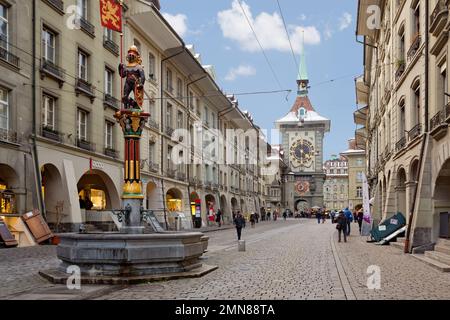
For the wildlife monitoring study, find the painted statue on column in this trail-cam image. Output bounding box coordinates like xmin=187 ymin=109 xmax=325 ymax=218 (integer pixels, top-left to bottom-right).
xmin=119 ymin=45 xmax=145 ymax=110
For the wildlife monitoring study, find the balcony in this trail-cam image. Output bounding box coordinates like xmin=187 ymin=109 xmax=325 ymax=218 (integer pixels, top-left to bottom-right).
xmin=212 ymin=183 xmax=219 ymax=191
xmin=395 ymin=61 xmax=406 ymax=81
xmin=76 ymin=138 xmax=95 ymax=152
xmin=407 ymin=34 xmax=421 ymax=61
xmin=189 ymin=177 xmax=197 ymax=186
xmin=104 ymin=148 xmax=117 ymax=158
xmin=75 ymin=78 xmax=95 ymax=102
xmin=103 ymin=94 xmax=120 ymax=110
xmin=430 ymin=0 xmax=448 ymax=36
xmin=40 ymin=59 xmax=65 ymax=87
xmin=148 ymin=118 xmax=160 ymax=131
xmin=0 ymin=129 xmax=19 ymax=145
xmin=204 ymin=181 xmax=212 ymax=190
xmin=430 ymin=109 xmax=448 ymax=140
xmin=148 ymin=162 xmax=159 ymax=173
xmin=408 ymin=123 xmax=422 ymax=142
xmin=103 ymin=36 xmax=119 ymax=56
xmin=383 ymin=145 xmax=391 ymax=161
xmin=166 ymin=168 xmax=176 ymax=178
xmin=446 ymin=102 xmax=450 ymax=123
xmin=176 ymin=172 xmax=186 ymax=181
xmin=165 ymin=126 xmax=174 ymax=137
xmin=42 ymin=0 xmax=65 ymax=15
xmin=41 ymin=126 xmax=61 ymax=142
xmin=0 ymin=44 xmax=20 ymax=69
xmin=395 ymin=136 xmax=407 ymax=153
xmin=79 ymin=16 xmax=95 ymax=38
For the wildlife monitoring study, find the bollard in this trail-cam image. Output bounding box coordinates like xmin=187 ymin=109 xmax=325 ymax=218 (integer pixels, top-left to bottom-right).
xmin=238 ymin=240 xmax=246 ymax=252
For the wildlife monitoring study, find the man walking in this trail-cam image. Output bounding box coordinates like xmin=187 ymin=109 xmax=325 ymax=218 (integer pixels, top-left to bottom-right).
xmin=316 ymin=209 xmax=322 ymax=224
xmin=343 ymin=207 xmax=353 ymax=236
xmin=336 ymin=211 xmax=348 ymax=242
xmin=216 ymin=209 xmax=222 ymax=227
xmin=234 ymin=212 xmax=246 ymax=240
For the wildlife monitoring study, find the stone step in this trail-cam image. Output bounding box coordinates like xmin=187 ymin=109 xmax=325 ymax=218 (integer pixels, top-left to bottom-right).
xmin=390 ymin=241 xmax=405 ymax=251
xmin=435 ymin=244 xmax=450 ymax=255
xmin=425 ymin=251 xmax=450 ymax=265
xmin=411 ymin=254 xmax=450 ymax=272
xmin=436 ymin=238 xmax=450 ymax=247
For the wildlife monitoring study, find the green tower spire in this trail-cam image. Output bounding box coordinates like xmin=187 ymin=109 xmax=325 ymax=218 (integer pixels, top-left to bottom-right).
xmin=296 ymin=33 xmax=309 ymax=96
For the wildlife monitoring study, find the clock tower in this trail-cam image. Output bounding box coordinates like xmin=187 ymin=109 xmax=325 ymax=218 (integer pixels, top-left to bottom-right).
xmin=275 ymin=46 xmax=330 ymax=212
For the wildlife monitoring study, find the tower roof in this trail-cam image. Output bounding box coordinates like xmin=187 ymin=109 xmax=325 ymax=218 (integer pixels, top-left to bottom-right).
xmin=297 ymin=44 xmax=308 ymax=82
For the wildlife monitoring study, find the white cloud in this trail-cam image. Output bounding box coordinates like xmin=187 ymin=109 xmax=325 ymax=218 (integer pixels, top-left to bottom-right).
xmin=324 ymin=24 xmax=333 ymax=40
xmin=225 ymin=64 xmax=256 ymax=81
xmin=299 ymin=14 xmax=307 ymax=21
xmin=217 ymin=0 xmax=320 ymax=53
xmin=162 ymin=12 xmax=188 ymax=37
xmin=339 ymin=12 xmax=352 ymax=31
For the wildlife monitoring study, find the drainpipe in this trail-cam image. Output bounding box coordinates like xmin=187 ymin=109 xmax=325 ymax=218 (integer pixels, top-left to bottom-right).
xmin=31 ymin=0 xmax=46 ymax=219
xmin=404 ymin=0 xmax=429 ymax=253
xmin=160 ymin=49 xmax=184 ymax=229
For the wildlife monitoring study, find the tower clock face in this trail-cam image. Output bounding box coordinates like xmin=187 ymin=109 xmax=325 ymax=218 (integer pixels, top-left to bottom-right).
xmin=290 ymin=139 xmax=315 ymax=168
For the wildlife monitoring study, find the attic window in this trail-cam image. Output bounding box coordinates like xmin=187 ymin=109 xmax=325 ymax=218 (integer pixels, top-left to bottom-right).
xmin=298 ymin=107 xmax=306 ymax=118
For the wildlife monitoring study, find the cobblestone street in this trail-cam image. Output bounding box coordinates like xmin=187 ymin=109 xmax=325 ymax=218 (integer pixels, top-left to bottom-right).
xmin=1 ymin=219 xmax=450 ymax=300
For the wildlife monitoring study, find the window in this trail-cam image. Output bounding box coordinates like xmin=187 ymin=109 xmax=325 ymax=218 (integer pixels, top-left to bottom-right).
xmin=439 ymin=62 xmax=448 ymax=106
xmin=167 ymin=146 xmax=173 ymax=169
xmin=42 ymin=28 xmax=56 ymax=63
xmin=42 ymin=95 xmax=56 ymax=130
xmin=0 ymin=87 xmax=8 ymax=131
xmin=177 ymin=78 xmax=183 ymax=99
xmin=177 ymin=110 xmax=183 ymax=128
xmin=105 ymin=121 xmax=113 ymax=149
xmin=0 ymin=4 xmax=7 ymax=50
xmin=78 ymin=50 xmax=88 ymax=81
xmin=356 ymin=172 xmax=363 ymax=183
xmin=399 ymin=99 xmax=406 ymax=138
xmin=189 ymin=91 xmax=194 ymax=109
xmin=398 ymin=26 xmax=405 ymax=62
xmin=77 ymin=0 xmax=88 ymax=19
xmin=166 ymin=68 xmax=173 ymax=92
xmin=204 ymin=106 xmax=208 ymax=125
xmin=166 ymin=103 xmax=172 ymax=127
xmin=104 ymin=28 xmax=113 ymax=41
xmin=77 ymin=109 xmax=88 ymax=141
xmin=105 ymin=68 xmax=113 ymax=96
xmin=413 ymin=83 xmax=420 ymax=126
xmin=133 ymin=39 xmax=141 ymax=52
xmin=356 ymin=186 xmax=363 ymax=198
xmin=356 ymin=158 xmax=363 ymax=166
xmin=412 ymin=1 xmax=420 ymax=37
xmin=211 ymin=112 xmax=216 ymax=128
xmin=149 ymin=142 xmax=155 ymax=163
xmin=148 ymin=53 xmax=155 ymax=79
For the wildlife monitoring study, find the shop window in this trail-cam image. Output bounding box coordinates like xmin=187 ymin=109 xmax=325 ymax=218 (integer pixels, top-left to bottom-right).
xmin=78 ymin=188 xmax=106 ymax=210
xmin=0 ymin=182 xmax=15 ymax=214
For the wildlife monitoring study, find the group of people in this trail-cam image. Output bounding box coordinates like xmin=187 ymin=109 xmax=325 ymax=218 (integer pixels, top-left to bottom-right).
xmin=333 ymin=207 xmax=364 ymax=242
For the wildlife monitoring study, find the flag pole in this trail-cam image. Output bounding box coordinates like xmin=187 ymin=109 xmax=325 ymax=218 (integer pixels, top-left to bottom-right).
xmin=119 ymin=0 xmax=124 ymax=109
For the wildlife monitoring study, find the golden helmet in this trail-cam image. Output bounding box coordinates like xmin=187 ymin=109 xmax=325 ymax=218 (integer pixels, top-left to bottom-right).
xmin=128 ymin=45 xmax=140 ymax=56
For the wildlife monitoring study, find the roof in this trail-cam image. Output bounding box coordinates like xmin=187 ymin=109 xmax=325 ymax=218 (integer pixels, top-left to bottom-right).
xmin=340 ymin=149 xmax=365 ymax=155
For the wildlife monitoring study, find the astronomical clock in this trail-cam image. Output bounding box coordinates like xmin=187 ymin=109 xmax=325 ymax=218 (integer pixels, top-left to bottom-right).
xmin=289 ymin=138 xmax=315 ymax=170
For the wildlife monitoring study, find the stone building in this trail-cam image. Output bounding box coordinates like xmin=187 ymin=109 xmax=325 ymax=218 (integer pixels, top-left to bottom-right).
xmin=355 ymin=0 xmax=450 ymax=255
xmin=275 ymin=47 xmax=331 ymax=212
xmin=323 ymin=155 xmax=349 ymax=211
xmin=340 ymin=139 xmax=365 ymax=211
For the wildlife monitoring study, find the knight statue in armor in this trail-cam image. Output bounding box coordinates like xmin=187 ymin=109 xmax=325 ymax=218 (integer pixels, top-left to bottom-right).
xmin=119 ymin=45 xmax=145 ymax=109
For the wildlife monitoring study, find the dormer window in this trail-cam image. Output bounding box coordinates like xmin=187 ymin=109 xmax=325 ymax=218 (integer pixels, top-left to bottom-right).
xmin=298 ymin=107 xmax=306 ymax=118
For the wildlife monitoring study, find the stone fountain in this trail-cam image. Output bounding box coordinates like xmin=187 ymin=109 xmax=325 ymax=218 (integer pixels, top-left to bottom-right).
xmin=40 ymin=46 xmax=215 ymax=285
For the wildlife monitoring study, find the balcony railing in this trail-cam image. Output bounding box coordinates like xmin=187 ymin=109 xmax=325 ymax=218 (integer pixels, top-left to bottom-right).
xmin=430 ymin=0 xmax=448 ymax=35
xmin=76 ymin=138 xmax=95 ymax=152
xmin=408 ymin=123 xmax=422 ymax=141
xmin=103 ymin=94 xmax=120 ymax=110
xmin=40 ymin=58 xmax=65 ymax=87
xmin=395 ymin=61 xmax=406 ymax=81
xmin=430 ymin=110 xmax=446 ymax=131
xmin=41 ymin=126 xmax=62 ymax=142
xmin=446 ymin=102 xmax=450 ymax=122
xmin=103 ymin=36 xmax=119 ymax=56
xmin=176 ymin=172 xmax=186 ymax=181
xmin=212 ymin=183 xmax=219 ymax=191
xmin=104 ymin=148 xmax=117 ymax=158
xmin=148 ymin=162 xmax=159 ymax=173
xmin=79 ymin=16 xmax=95 ymax=38
xmin=395 ymin=136 xmax=407 ymax=153
xmin=75 ymin=78 xmax=95 ymax=102
xmin=165 ymin=126 xmax=174 ymax=137
xmin=204 ymin=181 xmax=212 ymax=189
xmin=167 ymin=168 xmax=176 ymax=178
xmin=407 ymin=34 xmax=421 ymax=61
xmin=0 ymin=128 xmax=19 ymax=144
xmin=0 ymin=45 xmax=20 ymax=69
xmin=148 ymin=118 xmax=160 ymax=131
xmin=43 ymin=0 xmax=65 ymax=14
xmin=430 ymin=109 xmax=448 ymax=140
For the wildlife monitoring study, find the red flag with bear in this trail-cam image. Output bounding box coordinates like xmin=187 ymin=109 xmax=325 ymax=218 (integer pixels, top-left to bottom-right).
xmin=100 ymin=0 xmax=122 ymax=32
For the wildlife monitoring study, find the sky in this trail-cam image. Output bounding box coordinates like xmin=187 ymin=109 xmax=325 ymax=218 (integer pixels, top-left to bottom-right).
xmin=161 ymin=0 xmax=362 ymax=160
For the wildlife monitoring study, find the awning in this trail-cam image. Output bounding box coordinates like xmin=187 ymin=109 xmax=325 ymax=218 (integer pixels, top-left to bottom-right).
xmin=353 ymin=105 xmax=368 ymax=126
xmin=356 ymin=0 xmax=382 ymax=37
xmin=355 ymin=75 xmax=369 ymax=105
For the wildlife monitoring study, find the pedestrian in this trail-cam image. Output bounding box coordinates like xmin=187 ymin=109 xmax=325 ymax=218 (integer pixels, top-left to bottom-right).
xmin=336 ymin=211 xmax=348 ymax=243
xmin=282 ymin=209 xmax=287 ymax=220
xmin=357 ymin=208 xmax=364 ymax=234
xmin=234 ymin=212 xmax=246 ymax=240
xmin=267 ymin=210 xmax=271 ymax=221
xmin=216 ymin=209 xmax=222 ymax=227
xmin=343 ymin=207 xmax=353 ymax=236
xmin=316 ymin=210 xmax=322 ymax=224
xmin=232 ymin=211 xmax=236 ymax=225
xmin=250 ymin=213 xmax=256 ymax=228
xmin=255 ymin=212 xmax=259 ymax=223
xmin=322 ymin=211 xmax=326 ymax=224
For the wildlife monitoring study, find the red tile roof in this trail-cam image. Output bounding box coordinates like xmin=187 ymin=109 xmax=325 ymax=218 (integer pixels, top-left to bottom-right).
xmin=289 ymin=95 xmax=315 ymax=114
